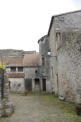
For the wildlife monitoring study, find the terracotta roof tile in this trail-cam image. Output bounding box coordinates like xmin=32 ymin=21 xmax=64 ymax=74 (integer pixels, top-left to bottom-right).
xmin=23 ymin=53 xmax=40 ymax=66
xmin=0 ymin=56 xmax=23 ymax=66
xmin=0 ymin=53 xmax=40 ymax=67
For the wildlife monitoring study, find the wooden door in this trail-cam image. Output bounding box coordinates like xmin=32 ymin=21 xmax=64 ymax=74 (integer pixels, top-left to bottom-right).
xmin=42 ymin=79 xmax=46 ymax=91
xmin=25 ymin=79 xmax=32 ymax=91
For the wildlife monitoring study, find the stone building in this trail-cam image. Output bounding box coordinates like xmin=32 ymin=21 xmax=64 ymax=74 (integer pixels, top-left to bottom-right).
xmin=38 ymin=36 xmax=51 ymax=92
xmin=23 ymin=53 xmax=41 ymax=92
xmin=0 ymin=50 xmax=42 ymax=93
xmin=39 ymin=10 xmax=81 ymax=102
xmin=6 ymin=57 xmax=25 ymax=93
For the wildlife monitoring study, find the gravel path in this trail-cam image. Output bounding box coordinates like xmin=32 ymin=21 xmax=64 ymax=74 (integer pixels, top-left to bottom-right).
xmin=0 ymin=94 xmax=80 ymax=122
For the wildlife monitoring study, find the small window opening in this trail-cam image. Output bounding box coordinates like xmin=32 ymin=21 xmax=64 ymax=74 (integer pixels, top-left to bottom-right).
xmin=18 ymin=67 xmax=23 ymax=72
xmin=11 ymin=67 xmax=16 ymax=72
xmin=56 ymin=32 xmax=61 ymax=50
xmin=42 ymin=57 xmax=45 ymax=66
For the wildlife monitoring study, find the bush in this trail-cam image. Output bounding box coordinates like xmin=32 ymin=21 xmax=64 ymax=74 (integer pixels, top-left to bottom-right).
xmin=76 ymin=103 xmax=81 ymax=115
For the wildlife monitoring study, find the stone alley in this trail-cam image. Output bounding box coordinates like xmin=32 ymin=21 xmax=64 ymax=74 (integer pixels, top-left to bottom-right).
xmin=0 ymin=93 xmax=81 ymax=122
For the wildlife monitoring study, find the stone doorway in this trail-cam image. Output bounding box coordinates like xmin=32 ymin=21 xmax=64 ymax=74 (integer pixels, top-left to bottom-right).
xmin=25 ymin=79 xmax=32 ymax=91
xmin=35 ymin=78 xmax=40 ymax=91
xmin=42 ymin=78 xmax=46 ymax=91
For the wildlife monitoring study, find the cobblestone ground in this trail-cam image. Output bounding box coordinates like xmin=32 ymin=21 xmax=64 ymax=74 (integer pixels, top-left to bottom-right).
xmin=0 ymin=93 xmax=81 ymax=122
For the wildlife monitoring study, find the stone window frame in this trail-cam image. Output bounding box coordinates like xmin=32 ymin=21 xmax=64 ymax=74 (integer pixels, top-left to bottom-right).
xmin=56 ymin=32 xmax=62 ymax=50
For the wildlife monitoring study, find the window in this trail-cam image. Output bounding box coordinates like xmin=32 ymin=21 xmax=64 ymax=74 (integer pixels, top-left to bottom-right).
xmin=56 ymin=32 xmax=61 ymax=50
xmin=42 ymin=57 xmax=45 ymax=66
xmin=11 ymin=67 xmax=16 ymax=72
xmin=18 ymin=67 xmax=23 ymax=72
xmin=51 ymin=66 xmax=53 ymax=78
xmin=35 ymin=70 xmax=38 ymax=74
xmin=35 ymin=78 xmax=40 ymax=88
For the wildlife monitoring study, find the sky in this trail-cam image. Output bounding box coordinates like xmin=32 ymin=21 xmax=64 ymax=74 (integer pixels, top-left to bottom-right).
xmin=0 ymin=0 xmax=80 ymax=52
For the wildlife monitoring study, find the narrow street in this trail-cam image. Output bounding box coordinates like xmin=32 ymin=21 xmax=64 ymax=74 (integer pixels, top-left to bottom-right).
xmin=0 ymin=93 xmax=81 ymax=122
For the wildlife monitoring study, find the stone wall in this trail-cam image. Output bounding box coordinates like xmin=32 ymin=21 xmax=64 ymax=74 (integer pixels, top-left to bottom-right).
xmin=48 ymin=11 xmax=81 ymax=102
xmin=39 ymin=36 xmax=50 ymax=76
xmin=48 ymin=21 xmax=57 ymax=94
xmin=0 ymin=49 xmax=36 ymax=57
xmin=38 ymin=36 xmax=52 ymax=92
xmin=57 ymin=32 xmax=81 ymax=102
xmin=9 ymin=78 xmax=25 ymax=93
xmin=24 ymin=66 xmax=42 ymax=91
xmin=0 ymin=72 xmax=14 ymax=117
xmin=24 ymin=67 xmax=39 ymax=79
xmin=6 ymin=66 xmax=41 ymax=93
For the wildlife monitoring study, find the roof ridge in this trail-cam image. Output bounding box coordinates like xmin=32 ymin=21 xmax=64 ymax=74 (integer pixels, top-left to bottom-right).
xmin=52 ymin=9 xmax=81 ymax=17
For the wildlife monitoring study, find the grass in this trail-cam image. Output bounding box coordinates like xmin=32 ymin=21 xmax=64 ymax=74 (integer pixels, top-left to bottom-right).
xmin=1 ymin=92 xmax=81 ymax=122
xmin=40 ymin=94 xmax=81 ymax=122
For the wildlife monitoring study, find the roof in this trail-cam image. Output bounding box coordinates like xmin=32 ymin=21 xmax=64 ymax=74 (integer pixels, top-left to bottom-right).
xmin=0 ymin=49 xmax=37 ymax=57
xmin=52 ymin=9 xmax=81 ymax=18
xmin=38 ymin=35 xmax=47 ymax=43
xmin=0 ymin=53 xmax=40 ymax=67
xmin=23 ymin=53 xmax=40 ymax=66
xmin=48 ymin=16 xmax=54 ymax=36
xmin=8 ymin=73 xmax=24 ymax=78
xmin=48 ymin=9 xmax=81 ymax=36
xmin=0 ymin=56 xmax=23 ymax=66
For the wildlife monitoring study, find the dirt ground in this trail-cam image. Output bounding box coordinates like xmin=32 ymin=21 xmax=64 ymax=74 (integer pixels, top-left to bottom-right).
xmin=0 ymin=93 xmax=81 ymax=122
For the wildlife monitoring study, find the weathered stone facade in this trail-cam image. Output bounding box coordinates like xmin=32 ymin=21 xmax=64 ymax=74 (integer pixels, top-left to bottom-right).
xmin=0 ymin=50 xmax=41 ymax=93
xmin=6 ymin=66 xmax=41 ymax=93
xmin=48 ymin=11 xmax=81 ymax=102
xmin=38 ymin=36 xmax=52 ymax=92
xmin=6 ymin=66 xmax=25 ymax=93
xmin=0 ymin=49 xmax=36 ymax=57
xmin=9 ymin=78 xmax=25 ymax=93
xmin=0 ymin=71 xmax=14 ymax=117
xmin=24 ymin=66 xmax=41 ymax=92
xmin=39 ymin=10 xmax=81 ymax=103
xmin=57 ymin=32 xmax=81 ymax=102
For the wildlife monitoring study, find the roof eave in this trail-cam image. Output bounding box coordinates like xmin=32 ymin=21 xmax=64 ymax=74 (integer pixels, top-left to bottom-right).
xmin=47 ymin=16 xmax=54 ymax=36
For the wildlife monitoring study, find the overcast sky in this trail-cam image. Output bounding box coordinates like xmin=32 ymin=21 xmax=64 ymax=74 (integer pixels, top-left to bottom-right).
xmin=0 ymin=0 xmax=80 ymax=52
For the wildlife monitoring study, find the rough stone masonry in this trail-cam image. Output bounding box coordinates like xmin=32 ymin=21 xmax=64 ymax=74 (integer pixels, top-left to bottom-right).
xmin=48 ymin=10 xmax=81 ymax=102
xmin=0 ymin=69 xmax=14 ymax=117
xmin=38 ymin=10 xmax=81 ymax=103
